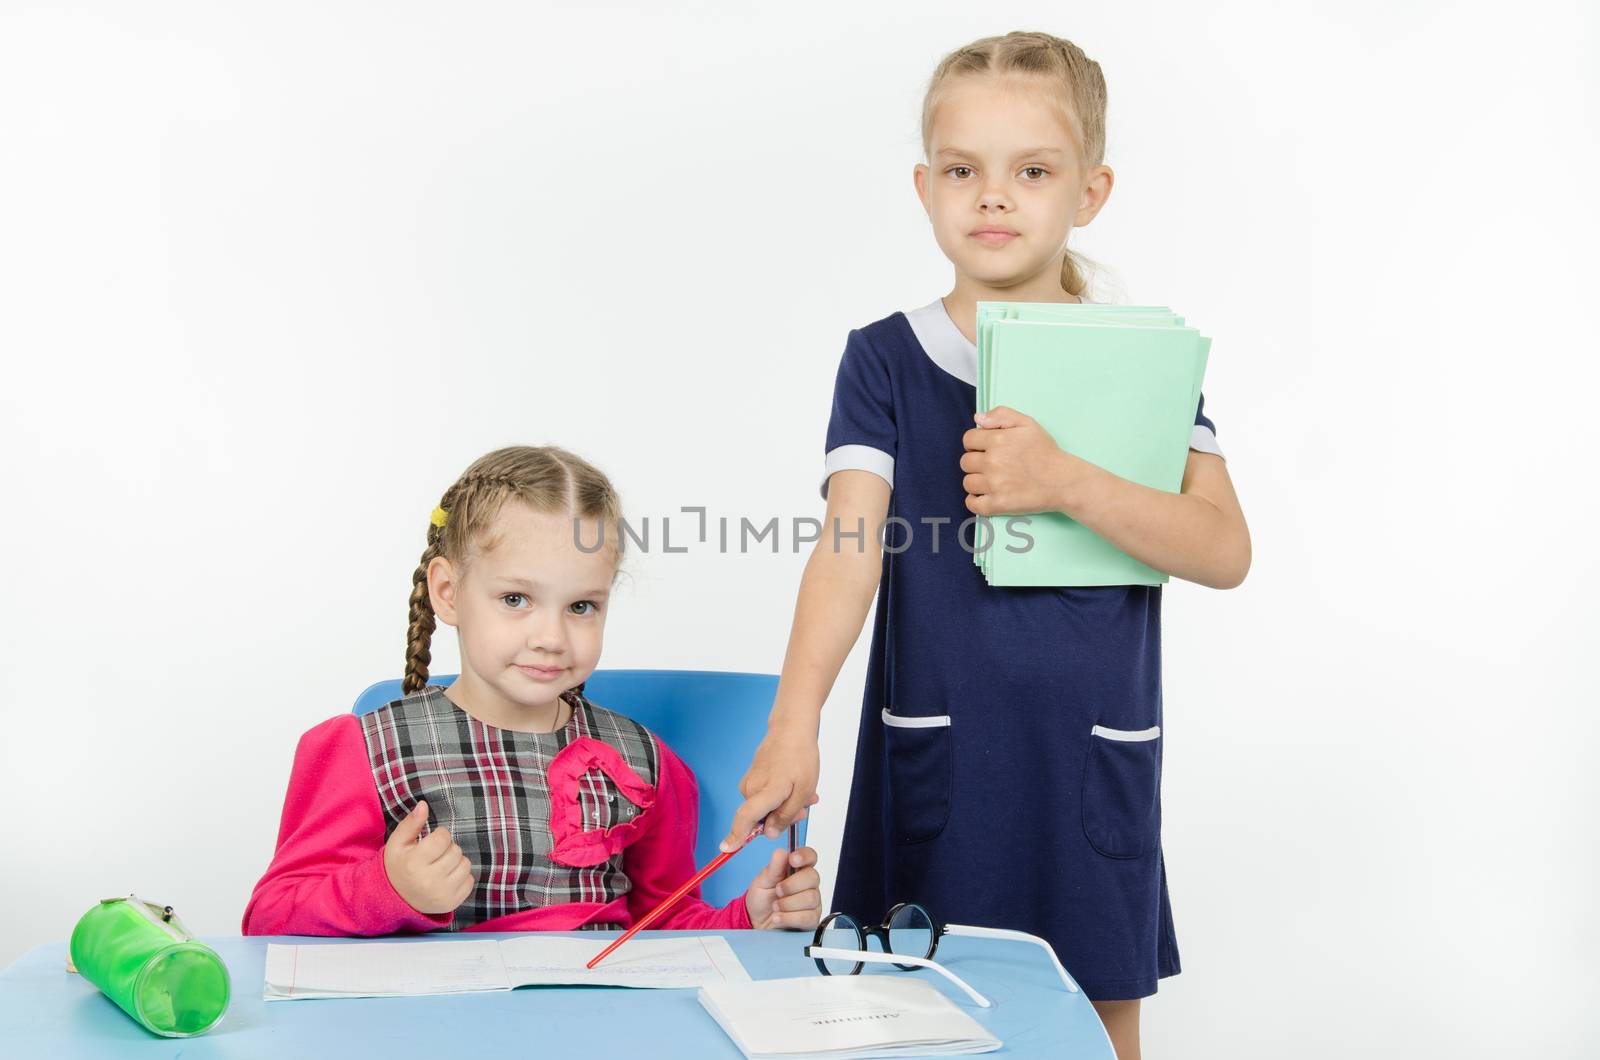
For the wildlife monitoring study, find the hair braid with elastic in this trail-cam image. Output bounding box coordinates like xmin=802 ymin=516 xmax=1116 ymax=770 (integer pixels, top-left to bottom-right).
xmin=402 ymin=492 xmax=455 ymax=694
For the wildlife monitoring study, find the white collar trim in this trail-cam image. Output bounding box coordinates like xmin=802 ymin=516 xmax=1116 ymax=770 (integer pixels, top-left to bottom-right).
xmin=905 ymin=299 xmax=979 ymax=386
xmin=905 ymin=297 xmax=1096 ymax=386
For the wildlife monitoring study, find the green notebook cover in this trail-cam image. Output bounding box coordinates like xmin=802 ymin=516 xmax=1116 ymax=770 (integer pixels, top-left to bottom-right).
xmin=974 ymin=303 xmax=1185 ymax=572
xmin=973 ymin=315 xmax=1209 ymax=587
xmin=975 ymin=302 xmax=1183 ymax=415
xmin=972 ymin=302 xmax=1199 ymax=580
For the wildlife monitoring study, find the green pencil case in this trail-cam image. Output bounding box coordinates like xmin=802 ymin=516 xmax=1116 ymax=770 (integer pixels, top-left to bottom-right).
xmin=68 ymin=894 xmax=231 ymax=1037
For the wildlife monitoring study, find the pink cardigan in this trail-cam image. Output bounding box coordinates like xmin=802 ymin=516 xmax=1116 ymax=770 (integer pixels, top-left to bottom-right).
xmin=242 ymin=713 xmax=752 ymax=936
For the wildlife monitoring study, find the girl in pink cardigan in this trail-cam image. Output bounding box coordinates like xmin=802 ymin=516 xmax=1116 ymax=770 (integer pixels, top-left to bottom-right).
xmin=243 ymin=445 xmax=822 ymax=937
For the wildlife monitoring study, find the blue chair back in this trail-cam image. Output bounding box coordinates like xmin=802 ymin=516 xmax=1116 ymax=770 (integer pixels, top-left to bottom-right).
xmin=352 ymin=669 xmax=804 ymax=908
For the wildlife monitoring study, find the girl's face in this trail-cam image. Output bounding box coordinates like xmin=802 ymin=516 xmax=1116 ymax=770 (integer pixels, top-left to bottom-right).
xmin=428 ymin=501 xmax=616 ymax=720
xmin=914 ymin=75 xmax=1111 ymax=290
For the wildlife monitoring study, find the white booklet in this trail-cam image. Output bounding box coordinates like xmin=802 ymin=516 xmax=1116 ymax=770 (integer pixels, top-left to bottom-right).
xmin=263 ymin=935 xmax=751 ymax=1000
xmin=698 ymin=976 xmax=1002 ymax=1059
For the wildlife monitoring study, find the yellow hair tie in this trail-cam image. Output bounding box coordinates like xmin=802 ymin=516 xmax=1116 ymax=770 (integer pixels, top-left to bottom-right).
xmin=430 ymin=506 xmax=450 ymax=528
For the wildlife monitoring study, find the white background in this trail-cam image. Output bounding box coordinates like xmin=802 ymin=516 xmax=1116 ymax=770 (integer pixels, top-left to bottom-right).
xmin=2 ymin=2 xmax=1596 ymax=1055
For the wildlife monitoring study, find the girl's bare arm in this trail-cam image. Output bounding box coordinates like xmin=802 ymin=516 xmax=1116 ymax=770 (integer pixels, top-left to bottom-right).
xmin=1057 ymin=448 xmax=1250 ymax=589
xmin=720 ymin=469 xmax=891 ymax=850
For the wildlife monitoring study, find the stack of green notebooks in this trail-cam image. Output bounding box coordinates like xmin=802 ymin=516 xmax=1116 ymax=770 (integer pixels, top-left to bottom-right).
xmin=973 ymin=301 xmax=1210 ymax=587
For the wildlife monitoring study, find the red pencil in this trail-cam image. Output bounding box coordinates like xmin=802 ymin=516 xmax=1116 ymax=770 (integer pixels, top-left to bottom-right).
xmin=586 ymin=823 xmax=763 ymax=969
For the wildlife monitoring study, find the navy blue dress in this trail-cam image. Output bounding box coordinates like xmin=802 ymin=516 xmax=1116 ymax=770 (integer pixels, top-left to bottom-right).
xmin=823 ymin=299 xmax=1222 ymax=1001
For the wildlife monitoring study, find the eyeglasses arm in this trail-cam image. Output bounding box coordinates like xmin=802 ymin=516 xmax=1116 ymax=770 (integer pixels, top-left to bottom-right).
xmin=942 ymin=925 xmax=1081 ymax=994
xmin=804 ymin=946 xmax=993 ymax=1008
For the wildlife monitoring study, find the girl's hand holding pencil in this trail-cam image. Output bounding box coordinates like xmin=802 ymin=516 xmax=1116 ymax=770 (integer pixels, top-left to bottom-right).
xmin=743 ymin=843 xmax=822 ymax=931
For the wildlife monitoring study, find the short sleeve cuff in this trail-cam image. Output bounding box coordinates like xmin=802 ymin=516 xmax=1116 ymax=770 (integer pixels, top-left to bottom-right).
xmin=820 ymin=444 xmax=895 ymax=499
xmin=1189 ymin=424 xmax=1224 ymax=460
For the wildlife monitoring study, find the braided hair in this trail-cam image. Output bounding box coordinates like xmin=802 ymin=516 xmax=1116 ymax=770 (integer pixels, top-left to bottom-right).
xmin=403 ymin=446 xmax=623 ymax=694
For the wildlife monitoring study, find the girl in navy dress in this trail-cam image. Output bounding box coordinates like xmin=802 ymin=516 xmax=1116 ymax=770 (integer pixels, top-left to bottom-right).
xmin=720 ymin=31 xmax=1252 ymax=1058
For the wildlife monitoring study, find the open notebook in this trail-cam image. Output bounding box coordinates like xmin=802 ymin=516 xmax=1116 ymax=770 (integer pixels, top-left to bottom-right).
xmin=263 ymin=935 xmax=750 ymax=1000
xmin=699 ymin=976 xmax=1001 ymax=1059
xmin=973 ymin=301 xmax=1210 ymax=587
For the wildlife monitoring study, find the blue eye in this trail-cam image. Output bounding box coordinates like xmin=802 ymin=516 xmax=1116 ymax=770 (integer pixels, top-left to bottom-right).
xmin=569 ymin=600 xmax=598 ymax=616
xmin=502 ymin=593 xmax=529 ymax=609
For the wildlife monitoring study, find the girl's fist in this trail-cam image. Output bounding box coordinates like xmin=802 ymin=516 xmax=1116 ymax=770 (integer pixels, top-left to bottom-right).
xmin=383 ymin=800 xmax=475 ymax=915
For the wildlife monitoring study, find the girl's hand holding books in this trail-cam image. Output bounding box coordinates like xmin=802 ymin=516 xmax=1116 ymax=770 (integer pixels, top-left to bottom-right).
xmin=962 ymin=405 xmax=1088 ymax=517
xmin=383 ymin=800 xmax=476 ymax=915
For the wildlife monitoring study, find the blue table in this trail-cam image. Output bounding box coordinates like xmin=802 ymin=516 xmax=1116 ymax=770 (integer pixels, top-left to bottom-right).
xmin=0 ymin=931 xmax=1114 ymax=1058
